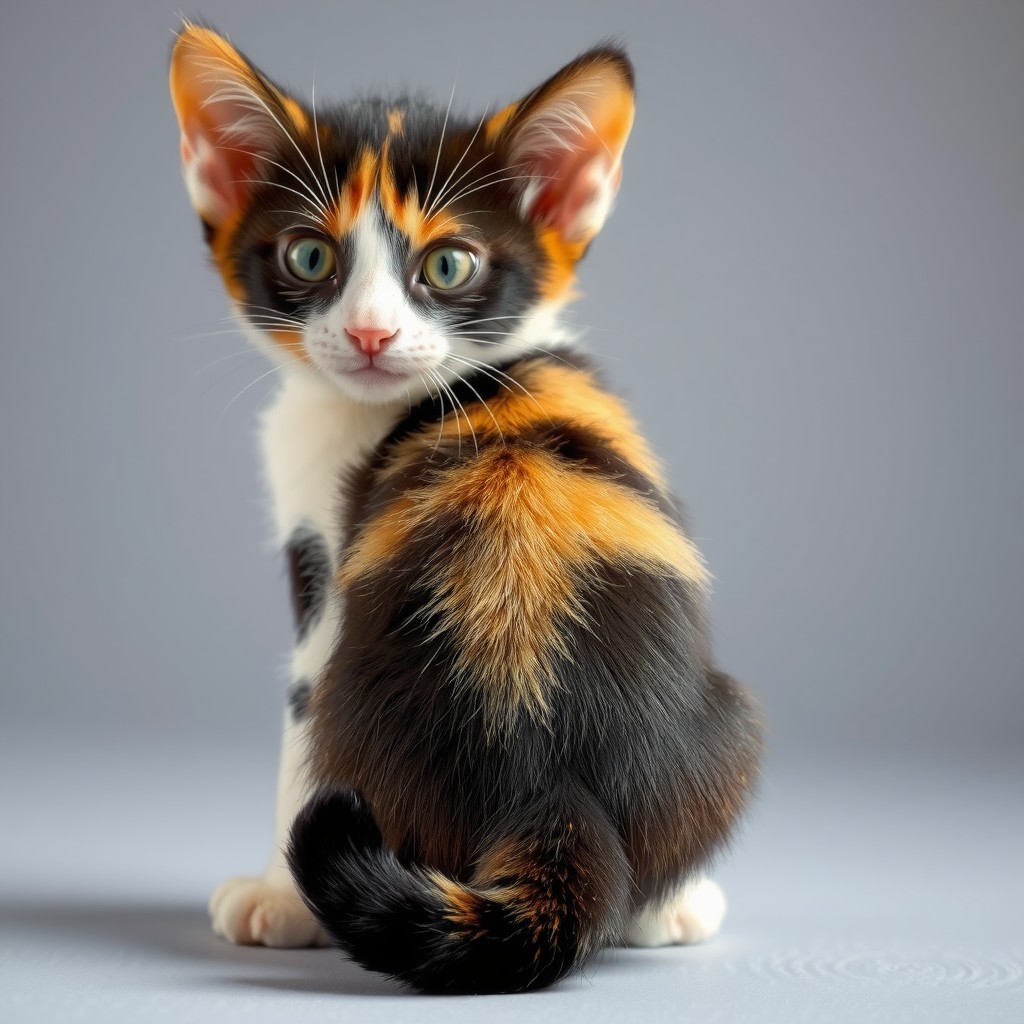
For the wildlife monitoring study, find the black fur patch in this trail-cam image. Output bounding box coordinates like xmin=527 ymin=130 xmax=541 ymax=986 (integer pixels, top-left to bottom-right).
xmin=377 ymin=354 xmax=523 ymax=452
xmin=287 ymin=679 xmax=312 ymax=722
xmin=527 ymin=418 xmax=687 ymax=524
xmin=286 ymin=526 xmax=330 ymax=643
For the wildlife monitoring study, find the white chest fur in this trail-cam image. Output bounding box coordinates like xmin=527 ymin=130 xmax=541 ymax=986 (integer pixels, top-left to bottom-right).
xmin=259 ymin=370 xmax=402 ymax=549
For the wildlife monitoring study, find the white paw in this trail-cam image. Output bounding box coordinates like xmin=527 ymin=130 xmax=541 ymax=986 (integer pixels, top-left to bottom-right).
xmin=208 ymin=875 xmax=330 ymax=948
xmin=626 ymin=878 xmax=727 ymax=947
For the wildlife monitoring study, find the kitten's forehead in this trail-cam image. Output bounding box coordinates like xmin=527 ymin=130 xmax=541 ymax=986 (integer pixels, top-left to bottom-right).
xmin=301 ymin=100 xmax=501 ymax=245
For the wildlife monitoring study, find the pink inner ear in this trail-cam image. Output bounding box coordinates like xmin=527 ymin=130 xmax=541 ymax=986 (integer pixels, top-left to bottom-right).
xmin=181 ymin=119 xmax=255 ymax=221
xmin=526 ymin=149 xmax=617 ymax=239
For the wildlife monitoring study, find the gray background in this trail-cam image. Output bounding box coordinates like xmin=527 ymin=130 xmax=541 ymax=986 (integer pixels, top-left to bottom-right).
xmin=1 ymin=1 xmax=1021 ymax=1021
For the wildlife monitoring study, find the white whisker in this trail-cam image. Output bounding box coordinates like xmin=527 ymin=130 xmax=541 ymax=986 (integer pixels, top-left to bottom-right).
xmin=239 ymin=313 xmax=306 ymax=326
xmin=310 ymin=67 xmax=336 ymax=219
xmin=218 ymin=144 xmax=330 ymax=219
xmin=448 ymin=354 xmax=549 ymax=419
xmin=443 ymin=172 xmax=554 ymax=209
xmin=233 ymin=177 xmax=331 ymax=228
xmin=425 ymin=74 xmax=458 ymax=218
xmin=425 ymin=368 xmax=449 ymax=460
xmin=237 ymin=304 xmax=306 ymax=324
xmin=427 ymin=368 xmax=467 ymax=458
xmin=191 ymin=348 xmax=265 ymax=377
xmin=182 ymin=326 xmax=300 ymax=343
xmin=440 ymin=369 xmax=481 ymax=457
xmin=441 ymin=361 xmax=498 ymax=448
xmin=424 ymin=106 xmax=489 ymax=219
xmin=215 ymin=361 xmax=289 ymax=427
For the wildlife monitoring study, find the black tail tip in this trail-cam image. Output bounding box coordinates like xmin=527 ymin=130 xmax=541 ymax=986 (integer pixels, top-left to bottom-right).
xmin=287 ymin=785 xmax=383 ymax=881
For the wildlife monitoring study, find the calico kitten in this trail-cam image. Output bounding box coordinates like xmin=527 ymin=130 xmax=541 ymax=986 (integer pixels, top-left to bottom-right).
xmin=170 ymin=23 xmax=761 ymax=994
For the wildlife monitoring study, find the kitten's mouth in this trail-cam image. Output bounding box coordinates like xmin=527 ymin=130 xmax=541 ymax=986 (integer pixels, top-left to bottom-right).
xmin=351 ymin=364 xmax=406 ymax=380
xmin=346 ymin=363 xmax=413 ymax=387
xmin=312 ymin=353 xmax=430 ymax=401
xmin=320 ymin=357 xmax=421 ymax=397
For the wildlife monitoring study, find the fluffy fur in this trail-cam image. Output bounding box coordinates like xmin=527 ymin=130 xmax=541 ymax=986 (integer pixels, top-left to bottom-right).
xmin=171 ymin=22 xmax=762 ymax=994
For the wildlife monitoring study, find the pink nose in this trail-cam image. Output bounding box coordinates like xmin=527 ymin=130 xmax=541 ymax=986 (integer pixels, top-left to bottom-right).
xmin=346 ymin=326 xmax=398 ymax=356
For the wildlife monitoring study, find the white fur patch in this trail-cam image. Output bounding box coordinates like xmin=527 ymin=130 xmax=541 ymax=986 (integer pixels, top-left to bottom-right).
xmin=209 ymin=872 xmax=328 ymax=947
xmin=258 ymin=368 xmax=400 ymax=547
xmin=626 ymin=878 xmax=728 ymax=947
xmin=343 ymin=208 xmax=407 ymax=331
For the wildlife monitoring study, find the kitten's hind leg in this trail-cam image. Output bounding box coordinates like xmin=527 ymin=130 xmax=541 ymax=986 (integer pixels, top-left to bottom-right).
xmin=208 ymin=684 xmax=329 ymax=948
xmin=625 ymin=878 xmax=727 ymax=947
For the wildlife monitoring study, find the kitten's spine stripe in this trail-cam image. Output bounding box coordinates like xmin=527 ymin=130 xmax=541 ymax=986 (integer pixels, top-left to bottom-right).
xmin=286 ymin=525 xmax=331 ymax=644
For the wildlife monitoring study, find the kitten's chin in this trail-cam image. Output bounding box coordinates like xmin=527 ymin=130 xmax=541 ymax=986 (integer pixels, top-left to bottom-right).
xmin=321 ymin=364 xmax=426 ymax=405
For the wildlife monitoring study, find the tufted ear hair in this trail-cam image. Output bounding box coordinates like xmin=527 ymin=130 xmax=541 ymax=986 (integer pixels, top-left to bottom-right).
xmin=169 ymin=22 xmax=308 ymax=228
xmin=487 ymin=47 xmax=635 ymax=246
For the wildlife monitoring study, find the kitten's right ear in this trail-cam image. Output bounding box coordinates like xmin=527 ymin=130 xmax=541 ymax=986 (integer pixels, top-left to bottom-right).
xmin=169 ymin=23 xmax=304 ymax=228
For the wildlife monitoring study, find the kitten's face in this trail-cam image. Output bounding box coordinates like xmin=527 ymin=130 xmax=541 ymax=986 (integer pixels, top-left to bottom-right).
xmin=170 ymin=26 xmax=633 ymax=404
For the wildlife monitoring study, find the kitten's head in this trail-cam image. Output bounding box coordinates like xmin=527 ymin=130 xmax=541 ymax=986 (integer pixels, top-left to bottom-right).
xmin=170 ymin=23 xmax=633 ymax=405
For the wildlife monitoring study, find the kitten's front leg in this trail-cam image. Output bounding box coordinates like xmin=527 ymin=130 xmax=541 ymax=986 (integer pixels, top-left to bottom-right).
xmin=208 ymin=699 xmax=328 ymax=947
xmin=208 ymin=526 xmax=336 ymax=948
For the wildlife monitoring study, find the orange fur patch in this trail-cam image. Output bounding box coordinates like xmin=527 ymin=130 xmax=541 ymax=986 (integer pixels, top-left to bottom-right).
xmin=338 ymin=494 xmax=417 ymax=587
xmin=378 ymin=152 xmax=468 ymax=251
xmin=343 ymin=437 xmax=706 ymax=723
xmin=207 ymin=214 xmax=246 ymax=302
xmin=428 ymin=871 xmax=483 ymax=930
xmin=472 ymin=838 xmax=574 ymax=940
xmin=325 ymin=148 xmax=377 ymax=237
xmin=484 ymin=102 xmax=520 ymax=143
xmin=267 ymin=329 xmax=309 ymax=363
xmin=380 ymin=360 xmax=667 ymax=490
xmin=538 ymin=229 xmax=585 ymax=302
xmin=386 ymin=108 xmax=405 ymax=135
xmin=280 ymin=96 xmax=309 ymax=134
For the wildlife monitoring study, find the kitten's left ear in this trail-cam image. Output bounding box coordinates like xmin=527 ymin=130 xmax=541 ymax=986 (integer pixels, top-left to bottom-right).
xmin=489 ymin=47 xmax=635 ymax=246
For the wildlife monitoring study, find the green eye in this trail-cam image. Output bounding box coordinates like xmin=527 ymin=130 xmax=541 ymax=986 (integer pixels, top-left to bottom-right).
xmin=285 ymin=238 xmax=336 ymax=282
xmin=422 ymin=246 xmax=478 ymax=290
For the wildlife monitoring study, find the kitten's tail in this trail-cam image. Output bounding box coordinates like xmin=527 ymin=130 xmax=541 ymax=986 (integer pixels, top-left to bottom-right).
xmin=287 ymin=785 xmax=631 ymax=994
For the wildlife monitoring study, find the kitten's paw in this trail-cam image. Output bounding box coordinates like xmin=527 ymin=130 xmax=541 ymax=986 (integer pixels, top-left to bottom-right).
xmin=626 ymin=878 xmax=727 ymax=947
xmin=208 ymin=876 xmax=330 ymax=948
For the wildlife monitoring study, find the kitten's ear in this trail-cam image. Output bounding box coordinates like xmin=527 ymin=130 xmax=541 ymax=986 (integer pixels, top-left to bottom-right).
xmin=488 ymin=48 xmax=634 ymax=246
xmin=169 ymin=23 xmax=305 ymax=227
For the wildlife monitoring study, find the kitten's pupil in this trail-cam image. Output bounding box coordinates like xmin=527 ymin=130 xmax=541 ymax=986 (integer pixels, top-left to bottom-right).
xmin=307 ymin=249 xmax=320 ymax=271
